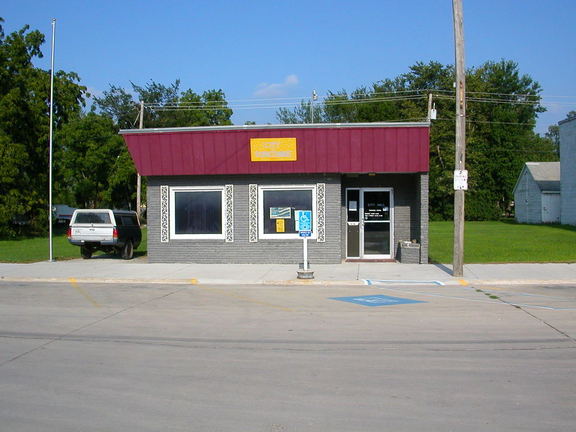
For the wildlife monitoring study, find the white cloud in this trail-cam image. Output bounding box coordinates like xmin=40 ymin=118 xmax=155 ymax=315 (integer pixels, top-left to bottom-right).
xmin=253 ymin=74 xmax=299 ymax=98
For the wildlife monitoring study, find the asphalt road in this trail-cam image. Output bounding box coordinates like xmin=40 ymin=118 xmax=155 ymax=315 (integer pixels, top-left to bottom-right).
xmin=1 ymin=281 xmax=575 ymax=432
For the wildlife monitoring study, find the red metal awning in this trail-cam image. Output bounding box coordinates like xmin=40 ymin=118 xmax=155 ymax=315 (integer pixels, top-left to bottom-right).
xmin=120 ymin=123 xmax=429 ymax=176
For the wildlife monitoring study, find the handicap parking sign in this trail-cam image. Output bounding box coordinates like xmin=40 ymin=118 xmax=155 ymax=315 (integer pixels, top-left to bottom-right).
xmin=295 ymin=210 xmax=312 ymax=232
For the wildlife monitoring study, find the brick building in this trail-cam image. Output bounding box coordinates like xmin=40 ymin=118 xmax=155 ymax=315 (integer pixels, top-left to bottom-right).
xmin=120 ymin=122 xmax=430 ymax=264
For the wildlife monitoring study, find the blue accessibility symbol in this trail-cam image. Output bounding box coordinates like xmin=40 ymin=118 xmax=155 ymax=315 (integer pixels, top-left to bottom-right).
xmin=330 ymin=294 xmax=425 ymax=307
xmin=295 ymin=210 xmax=312 ymax=232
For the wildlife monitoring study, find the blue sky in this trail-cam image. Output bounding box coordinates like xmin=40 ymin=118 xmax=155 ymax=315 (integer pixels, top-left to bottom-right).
xmin=3 ymin=0 xmax=575 ymax=133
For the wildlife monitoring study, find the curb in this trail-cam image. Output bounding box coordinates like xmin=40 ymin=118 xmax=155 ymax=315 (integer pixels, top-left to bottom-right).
xmin=1 ymin=277 xmax=576 ymax=287
xmin=460 ymin=279 xmax=576 ymax=287
xmin=0 ymin=277 xmax=365 ymax=286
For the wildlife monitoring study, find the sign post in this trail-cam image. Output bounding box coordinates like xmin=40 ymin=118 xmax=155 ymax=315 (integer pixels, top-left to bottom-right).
xmin=302 ymin=231 xmax=310 ymax=271
xmin=295 ymin=210 xmax=314 ymax=279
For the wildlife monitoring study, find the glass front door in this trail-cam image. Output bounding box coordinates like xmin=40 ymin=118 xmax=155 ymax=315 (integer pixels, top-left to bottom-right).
xmin=362 ymin=190 xmax=391 ymax=257
xmin=346 ymin=188 xmax=393 ymax=259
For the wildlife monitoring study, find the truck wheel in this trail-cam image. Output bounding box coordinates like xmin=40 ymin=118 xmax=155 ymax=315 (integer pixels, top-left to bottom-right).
xmin=121 ymin=240 xmax=134 ymax=260
xmin=80 ymin=246 xmax=92 ymax=259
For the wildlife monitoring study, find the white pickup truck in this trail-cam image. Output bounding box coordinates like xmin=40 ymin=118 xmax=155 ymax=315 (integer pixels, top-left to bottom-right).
xmin=67 ymin=209 xmax=142 ymax=260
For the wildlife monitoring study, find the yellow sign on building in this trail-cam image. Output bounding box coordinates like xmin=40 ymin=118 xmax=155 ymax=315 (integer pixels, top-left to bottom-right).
xmin=250 ymin=138 xmax=297 ymax=162
xmin=276 ymin=219 xmax=285 ymax=233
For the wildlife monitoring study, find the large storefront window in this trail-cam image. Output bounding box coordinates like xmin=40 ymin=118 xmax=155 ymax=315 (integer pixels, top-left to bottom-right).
xmin=170 ymin=187 xmax=224 ymax=239
xmin=259 ymin=186 xmax=316 ymax=239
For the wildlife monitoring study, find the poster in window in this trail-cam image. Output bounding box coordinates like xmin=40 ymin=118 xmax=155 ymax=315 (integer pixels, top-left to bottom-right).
xmin=270 ymin=207 xmax=292 ymax=219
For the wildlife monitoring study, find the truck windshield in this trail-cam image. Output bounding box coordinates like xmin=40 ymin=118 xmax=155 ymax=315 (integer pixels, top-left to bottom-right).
xmin=75 ymin=212 xmax=112 ymax=224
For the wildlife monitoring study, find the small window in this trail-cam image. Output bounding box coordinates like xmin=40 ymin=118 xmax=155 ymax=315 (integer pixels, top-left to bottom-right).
xmin=170 ymin=187 xmax=225 ymax=239
xmin=259 ymin=186 xmax=316 ymax=239
xmin=75 ymin=212 xmax=111 ymax=224
xmin=121 ymin=215 xmax=136 ymax=226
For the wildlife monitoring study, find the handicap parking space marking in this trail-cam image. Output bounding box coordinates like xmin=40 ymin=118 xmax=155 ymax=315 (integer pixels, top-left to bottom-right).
xmin=330 ymin=294 xmax=426 ymax=307
xmin=375 ymin=285 xmax=576 ymax=311
xmin=364 ymin=279 xmax=445 ymax=286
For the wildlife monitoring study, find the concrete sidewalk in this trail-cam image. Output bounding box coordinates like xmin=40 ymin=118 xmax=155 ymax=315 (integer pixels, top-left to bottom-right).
xmin=1 ymin=258 xmax=576 ymax=286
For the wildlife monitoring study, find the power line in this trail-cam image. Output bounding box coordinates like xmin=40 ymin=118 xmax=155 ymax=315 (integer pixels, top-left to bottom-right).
xmin=435 ymin=117 xmax=537 ymax=127
xmin=147 ymin=91 xmax=419 ymax=107
xmin=144 ymin=94 xmax=428 ymax=112
xmin=128 ymin=89 xmax=576 ymax=120
xmin=132 ymin=88 xmax=574 ymax=109
xmin=434 ymin=94 xmax=541 ymax=105
xmin=144 ymin=95 xmax=561 ymax=111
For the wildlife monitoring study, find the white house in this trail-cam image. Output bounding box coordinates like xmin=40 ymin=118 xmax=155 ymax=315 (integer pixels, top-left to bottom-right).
xmin=560 ymin=117 xmax=576 ymax=225
xmin=513 ymin=162 xmax=561 ymax=224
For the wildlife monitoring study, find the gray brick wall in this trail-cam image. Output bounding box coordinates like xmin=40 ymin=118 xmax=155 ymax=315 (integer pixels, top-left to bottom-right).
xmin=418 ymin=173 xmax=429 ymax=264
xmin=147 ymin=174 xmax=342 ymax=263
xmin=147 ymin=172 xmax=428 ymax=264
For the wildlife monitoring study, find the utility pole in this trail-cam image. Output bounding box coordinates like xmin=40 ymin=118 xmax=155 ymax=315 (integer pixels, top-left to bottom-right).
xmin=452 ymin=0 xmax=467 ymax=277
xmin=137 ymin=101 xmax=143 ymax=219
xmin=310 ymin=90 xmax=318 ymax=123
xmin=426 ymin=93 xmax=437 ymax=122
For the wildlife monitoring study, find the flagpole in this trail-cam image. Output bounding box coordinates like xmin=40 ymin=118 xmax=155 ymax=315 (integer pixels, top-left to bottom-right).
xmin=49 ymin=18 xmax=56 ymax=262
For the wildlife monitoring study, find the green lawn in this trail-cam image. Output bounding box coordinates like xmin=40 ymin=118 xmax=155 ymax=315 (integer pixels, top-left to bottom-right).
xmin=0 ymin=226 xmax=147 ymax=263
xmin=429 ymin=221 xmax=576 ymax=264
xmin=1 ymin=222 xmax=575 ymax=264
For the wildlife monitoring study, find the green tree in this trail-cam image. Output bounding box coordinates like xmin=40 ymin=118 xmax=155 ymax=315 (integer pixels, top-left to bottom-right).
xmin=0 ymin=20 xmax=87 ymax=237
xmin=94 ymin=80 xmax=233 ymax=129
xmin=278 ymin=60 xmax=553 ymax=220
xmin=92 ymin=85 xmax=137 ymax=129
xmin=102 ymin=146 xmax=139 ymax=210
xmin=464 ymin=60 xmax=550 ymax=219
xmin=277 ymin=100 xmax=319 ymax=124
xmin=55 ymin=113 xmax=126 ymax=209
